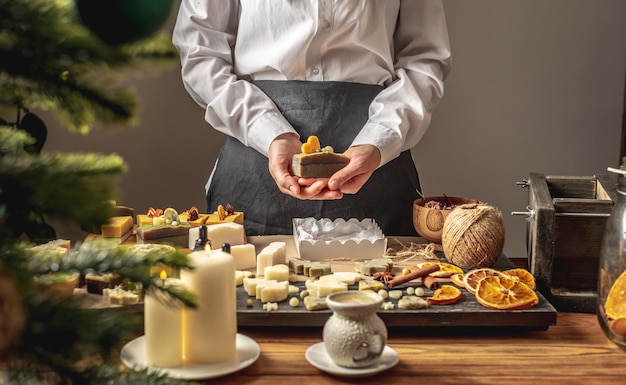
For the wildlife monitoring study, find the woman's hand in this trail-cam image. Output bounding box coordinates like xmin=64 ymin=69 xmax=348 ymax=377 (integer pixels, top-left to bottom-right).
xmin=327 ymin=144 xmax=381 ymax=194
xmin=268 ymin=133 xmax=343 ymax=200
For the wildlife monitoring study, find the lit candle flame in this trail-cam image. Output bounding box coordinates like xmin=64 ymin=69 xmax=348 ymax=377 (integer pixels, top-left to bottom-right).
xmin=160 ymin=270 xmax=167 ymax=280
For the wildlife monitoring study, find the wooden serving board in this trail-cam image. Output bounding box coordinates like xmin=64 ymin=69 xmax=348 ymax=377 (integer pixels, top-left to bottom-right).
xmin=239 ymin=236 xmax=557 ymax=329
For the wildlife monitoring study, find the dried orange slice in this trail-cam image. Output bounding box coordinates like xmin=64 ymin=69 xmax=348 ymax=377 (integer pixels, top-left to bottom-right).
xmin=463 ymin=268 xmax=507 ymax=295
xmin=475 ymin=275 xmax=539 ymax=310
xmin=450 ymin=273 xmax=466 ymax=288
xmin=504 ymin=268 xmax=536 ymax=290
xmin=418 ymin=262 xmax=463 ymax=278
xmin=605 ymin=270 xmax=626 ymax=320
xmin=427 ymin=284 xmax=462 ymax=305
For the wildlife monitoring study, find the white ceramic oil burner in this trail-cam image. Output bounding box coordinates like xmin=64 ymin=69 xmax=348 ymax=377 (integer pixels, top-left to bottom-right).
xmin=323 ymin=290 xmax=387 ymax=368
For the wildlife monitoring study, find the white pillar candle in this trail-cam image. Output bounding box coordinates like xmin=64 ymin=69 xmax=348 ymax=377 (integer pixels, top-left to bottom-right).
xmin=181 ymin=245 xmax=237 ymax=364
xmin=144 ymin=272 xmax=183 ymax=367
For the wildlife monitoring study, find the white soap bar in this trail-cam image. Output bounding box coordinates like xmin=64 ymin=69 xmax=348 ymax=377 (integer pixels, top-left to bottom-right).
xmin=229 ymin=244 xmax=257 ymax=270
xmin=235 ymin=270 xmax=253 ymax=286
xmin=188 ymin=226 xmax=200 ymax=250
xmin=305 ymin=279 xmax=348 ymax=298
xmin=260 ymin=281 xmax=289 ymax=303
xmin=243 ymin=277 xmax=275 ymax=297
xmin=319 ymin=272 xmax=362 ymax=285
xmin=256 ymin=241 xmax=287 ymax=276
xmin=206 ymin=223 xmax=245 ymax=250
xmin=255 ymin=279 xmax=279 ymax=299
xmin=264 ymin=264 xmax=290 ymax=282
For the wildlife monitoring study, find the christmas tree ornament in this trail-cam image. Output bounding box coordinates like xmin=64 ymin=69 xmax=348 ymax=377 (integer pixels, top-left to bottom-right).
xmin=74 ymin=0 xmax=175 ymax=45
xmin=19 ymin=111 xmax=48 ymax=154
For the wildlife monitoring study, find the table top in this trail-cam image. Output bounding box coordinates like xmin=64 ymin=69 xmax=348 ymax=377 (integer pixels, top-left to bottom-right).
xmin=198 ymin=312 xmax=625 ymax=384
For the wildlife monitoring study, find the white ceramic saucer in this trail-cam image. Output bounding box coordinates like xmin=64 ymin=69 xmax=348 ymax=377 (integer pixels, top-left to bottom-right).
xmin=305 ymin=342 xmax=399 ymax=378
xmin=120 ymin=333 xmax=260 ymax=380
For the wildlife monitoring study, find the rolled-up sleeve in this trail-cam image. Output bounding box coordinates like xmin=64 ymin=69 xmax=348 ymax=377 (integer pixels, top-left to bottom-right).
xmin=172 ymin=0 xmax=296 ymax=157
xmin=351 ymin=0 xmax=451 ymax=167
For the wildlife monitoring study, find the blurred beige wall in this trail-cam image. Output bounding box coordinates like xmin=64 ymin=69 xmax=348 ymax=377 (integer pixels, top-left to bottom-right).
xmin=42 ymin=0 xmax=626 ymax=259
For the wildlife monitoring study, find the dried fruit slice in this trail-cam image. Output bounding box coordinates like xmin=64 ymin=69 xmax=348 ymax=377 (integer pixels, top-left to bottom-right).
xmin=463 ymin=268 xmax=507 ymax=295
xmin=504 ymin=268 xmax=536 ymax=290
xmin=417 ymin=261 xmax=463 ymax=278
xmin=605 ymin=270 xmax=626 ymax=320
xmin=427 ymin=284 xmax=462 ymax=305
xmin=162 ymin=207 xmax=179 ymax=225
xmin=450 ymin=273 xmax=466 ymax=288
xmin=475 ymin=275 xmax=539 ymax=310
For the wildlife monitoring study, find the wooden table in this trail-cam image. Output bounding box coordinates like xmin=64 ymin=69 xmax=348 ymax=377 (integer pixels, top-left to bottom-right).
xmin=200 ymin=312 xmax=625 ymax=384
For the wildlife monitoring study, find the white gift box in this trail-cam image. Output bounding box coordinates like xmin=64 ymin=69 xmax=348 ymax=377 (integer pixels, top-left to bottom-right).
xmin=292 ymin=218 xmax=387 ymax=261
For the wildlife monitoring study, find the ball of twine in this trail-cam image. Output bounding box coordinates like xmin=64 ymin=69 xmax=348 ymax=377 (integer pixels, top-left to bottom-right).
xmin=442 ymin=203 xmax=505 ymax=269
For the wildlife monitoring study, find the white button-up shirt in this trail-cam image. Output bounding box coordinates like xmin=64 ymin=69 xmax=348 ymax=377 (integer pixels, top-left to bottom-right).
xmin=173 ymin=0 xmax=451 ymax=167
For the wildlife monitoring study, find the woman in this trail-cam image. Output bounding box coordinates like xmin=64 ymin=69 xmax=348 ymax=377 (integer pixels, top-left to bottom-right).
xmin=172 ymin=1 xmax=451 ymax=236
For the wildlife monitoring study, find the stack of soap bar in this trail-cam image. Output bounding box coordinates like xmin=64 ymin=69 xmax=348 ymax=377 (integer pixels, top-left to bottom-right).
xmin=256 ymin=242 xmax=286 ymax=276
xmin=101 ymin=216 xmax=133 ymax=243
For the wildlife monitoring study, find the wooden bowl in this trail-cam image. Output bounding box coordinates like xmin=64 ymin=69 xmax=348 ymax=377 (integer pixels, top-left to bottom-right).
xmin=413 ymin=196 xmax=484 ymax=243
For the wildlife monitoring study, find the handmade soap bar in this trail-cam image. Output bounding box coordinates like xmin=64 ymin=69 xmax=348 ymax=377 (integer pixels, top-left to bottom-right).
xmin=304 ymin=295 xmax=328 ymax=310
xmin=101 ymin=216 xmax=133 ymax=239
xmin=235 ymin=270 xmax=253 ymax=286
xmin=355 ymin=258 xmax=394 ymax=276
xmin=358 ymin=279 xmax=385 ymax=292
xmin=259 ymin=281 xmax=289 ymax=303
xmin=136 ymin=225 xmax=190 ymax=248
xmin=229 ymin=244 xmax=257 ymax=270
xmin=319 ymin=271 xmax=362 ymax=285
xmin=205 ymin=223 xmax=245 ymax=250
xmin=306 ymin=279 xmax=348 ymax=298
xmin=243 ymin=277 xmax=276 ymax=297
xmin=264 ymin=264 xmax=290 ymax=282
xmin=256 ymin=242 xmax=286 ymax=276
xmin=204 ymin=211 xmax=244 ymax=225
xmin=292 ymin=152 xmax=349 ymax=178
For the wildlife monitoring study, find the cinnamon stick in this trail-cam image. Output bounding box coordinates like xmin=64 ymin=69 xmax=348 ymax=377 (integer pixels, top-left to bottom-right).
xmin=386 ymin=264 xmax=440 ymax=288
xmin=423 ymin=275 xmax=441 ymax=290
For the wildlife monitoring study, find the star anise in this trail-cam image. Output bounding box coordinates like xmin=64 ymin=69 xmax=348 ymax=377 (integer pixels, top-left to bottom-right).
xmin=373 ymin=271 xmax=395 ymax=285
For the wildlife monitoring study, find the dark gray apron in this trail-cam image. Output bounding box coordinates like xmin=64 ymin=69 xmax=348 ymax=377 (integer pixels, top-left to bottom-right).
xmin=207 ymin=80 xmax=420 ymax=236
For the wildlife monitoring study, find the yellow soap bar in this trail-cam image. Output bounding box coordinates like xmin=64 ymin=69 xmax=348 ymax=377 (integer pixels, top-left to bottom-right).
xmin=264 ymin=264 xmax=290 ymax=282
xmin=101 ymin=216 xmax=133 ymax=238
xmin=204 ymin=211 xmax=244 ymax=225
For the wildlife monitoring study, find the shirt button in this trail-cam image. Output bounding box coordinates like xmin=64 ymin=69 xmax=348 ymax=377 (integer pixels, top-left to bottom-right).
xmin=311 ymin=67 xmax=319 ymax=75
xmin=320 ymin=20 xmax=330 ymax=29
